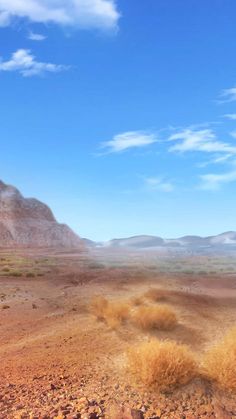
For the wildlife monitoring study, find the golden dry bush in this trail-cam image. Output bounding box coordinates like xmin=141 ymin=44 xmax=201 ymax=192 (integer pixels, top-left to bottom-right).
xmin=203 ymin=327 xmax=236 ymax=392
xmin=130 ymin=295 xmax=145 ymax=306
xmin=90 ymin=296 xmax=130 ymax=329
xmin=105 ymin=301 xmax=130 ymax=329
xmin=127 ymin=339 xmax=196 ymax=391
xmin=90 ymin=296 xmax=109 ymax=320
xmin=133 ymin=305 xmax=177 ymax=331
xmin=144 ymin=288 xmax=166 ymax=302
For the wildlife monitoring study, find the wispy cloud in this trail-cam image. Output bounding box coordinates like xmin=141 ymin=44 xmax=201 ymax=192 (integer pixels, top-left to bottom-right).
xmin=102 ymin=131 xmax=157 ymax=153
xmin=0 ymin=49 xmax=68 ymax=77
xmin=0 ymin=10 xmax=10 ymax=26
xmin=145 ymin=177 xmax=174 ymax=192
xmin=200 ymin=170 xmax=236 ymax=190
xmin=223 ymin=113 xmax=236 ymax=120
xmin=219 ymin=86 xmax=236 ymax=103
xmin=168 ymin=128 xmax=236 ymax=155
xmin=28 ymin=31 xmax=46 ymax=41
xmin=198 ymin=153 xmax=234 ymax=168
xmin=0 ymin=0 xmax=120 ymax=31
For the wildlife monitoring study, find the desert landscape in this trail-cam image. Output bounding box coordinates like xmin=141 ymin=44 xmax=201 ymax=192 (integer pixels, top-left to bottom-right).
xmin=2 ymin=1 xmax=236 ymax=417
xmin=0 ymin=180 xmax=236 ymax=418
xmin=1 ymin=246 xmax=236 ymax=418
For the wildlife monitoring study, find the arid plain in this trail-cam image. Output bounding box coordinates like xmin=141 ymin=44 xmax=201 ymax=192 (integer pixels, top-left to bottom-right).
xmin=1 ymin=248 xmax=236 ymax=419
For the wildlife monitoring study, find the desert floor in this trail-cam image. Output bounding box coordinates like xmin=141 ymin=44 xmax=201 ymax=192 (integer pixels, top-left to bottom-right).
xmin=0 ymin=248 xmax=236 ymax=419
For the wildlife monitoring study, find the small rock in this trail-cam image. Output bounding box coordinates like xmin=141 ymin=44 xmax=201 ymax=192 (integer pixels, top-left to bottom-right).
xmin=131 ymin=409 xmax=144 ymax=419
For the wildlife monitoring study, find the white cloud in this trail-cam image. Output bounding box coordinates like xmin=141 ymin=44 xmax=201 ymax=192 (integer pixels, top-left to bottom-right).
xmin=28 ymin=31 xmax=46 ymax=41
xmin=198 ymin=153 xmax=233 ymax=168
xmin=168 ymin=128 xmax=236 ymax=155
xmin=219 ymin=87 xmax=236 ymax=103
xmin=0 ymin=49 xmax=68 ymax=77
xmin=0 ymin=0 xmax=119 ymax=31
xmin=0 ymin=10 xmax=10 ymax=26
xmin=200 ymin=170 xmax=236 ymax=190
xmin=223 ymin=113 xmax=236 ymax=120
xmin=145 ymin=177 xmax=174 ymax=192
xmin=211 ymin=154 xmax=233 ymax=164
xmin=102 ymin=131 xmax=157 ymax=153
xmin=230 ymin=131 xmax=236 ymax=139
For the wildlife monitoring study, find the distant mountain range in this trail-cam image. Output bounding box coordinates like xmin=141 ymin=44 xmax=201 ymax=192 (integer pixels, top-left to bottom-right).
xmin=86 ymin=232 xmax=236 ymax=250
xmin=1 ymin=179 xmax=236 ymax=251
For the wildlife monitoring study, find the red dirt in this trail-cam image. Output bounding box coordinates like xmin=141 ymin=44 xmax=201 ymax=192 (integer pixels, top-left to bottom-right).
xmin=0 ymin=249 xmax=236 ymax=418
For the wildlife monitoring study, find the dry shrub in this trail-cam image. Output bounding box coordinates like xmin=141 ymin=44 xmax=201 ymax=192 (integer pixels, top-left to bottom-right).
xmin=90 ymin=296 xmax=109 ymax=320
xmin=130 ymin=295 xmax=145 ymax=306
xmin=133 ymin=305 xmax=177 ymax=331
xmin=203 ymin=327 xmax=236 ymax=392
xmin=144 ymin=288 xmax=166 ymax=302
xmin=105 ymin=301 xmax=130 ymax=329
xmin=90 ymin=296 xmax=130 ymax=329
xmin=128 ymin=339 xmax=196 ymax=390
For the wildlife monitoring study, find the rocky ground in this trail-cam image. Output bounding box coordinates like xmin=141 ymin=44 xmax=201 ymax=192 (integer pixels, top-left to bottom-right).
xmin=0 ymin=249 xmax=236 ymax=418
xmin=1 ymin=373 xmax=236 ymax=418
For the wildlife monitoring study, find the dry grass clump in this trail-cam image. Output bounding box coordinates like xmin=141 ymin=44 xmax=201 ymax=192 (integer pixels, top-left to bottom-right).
xmin=144 ymin=288 xmax=167 ymax=302
xmin=130 ymin=295 xmax=145 ymax=306
xmin=105 ymin=301 xmax=130 ymax=329
xmin=127 ymin=339 xmax=196 ymax=390
xmin=202 ymin=327 xmax=236 ymax=392
xmin=90 ymin=296 xmax=130 ymax=329
xmin=133 ymin=305 xmax=177 ymax=331
xmin=9 ymin=271 xmax=22 ymax=277
xmin=26 ymin=272 xmax=36 ymax=278
xmin=90 ymin=296 xmax=109 ymax=320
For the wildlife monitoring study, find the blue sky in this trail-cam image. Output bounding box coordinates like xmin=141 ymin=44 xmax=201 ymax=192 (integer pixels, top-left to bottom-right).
xmin=1 ymin=0 xmax=236 ymax=241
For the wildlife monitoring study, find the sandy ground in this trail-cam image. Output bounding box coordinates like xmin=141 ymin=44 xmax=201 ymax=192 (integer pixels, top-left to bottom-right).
xmin=0 ymin=248 xmax=236 ymax=418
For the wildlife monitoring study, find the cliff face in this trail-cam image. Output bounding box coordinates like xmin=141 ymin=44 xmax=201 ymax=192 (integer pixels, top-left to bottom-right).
xmin=0 ymin=181 xmax=83 ymax=248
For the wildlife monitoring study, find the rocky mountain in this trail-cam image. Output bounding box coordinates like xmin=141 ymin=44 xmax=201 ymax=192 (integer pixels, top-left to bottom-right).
xmin=0 ymin=180 xmax=83 ymax=248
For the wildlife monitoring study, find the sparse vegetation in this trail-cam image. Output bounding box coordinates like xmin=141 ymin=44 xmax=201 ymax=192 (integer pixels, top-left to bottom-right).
xmin=88 ymin=262 xmax=105 ymax=269
xmin=130 ymin=295 xmax=144 ymax=306
xmin=0 ymin=254 xmax=54 ymax=278
xmin=10 ymin=271 xmax=23 ymax=277
xmin=0 ymin=248 xmax=236 ymax=416
xmin=203 ymin=327 xmax=236 ymax=392
xmin=26 ymin=272 xmax=36 ymax=278
xmin=90 ymin=296 xmax=109 ymax=320
xmin=133 ymin=305 xmax=177 ymax=331
xmin=105 ymin=301 xmax=130 ymax=329
xmin=90 ymin=296 xmax=130 ymax=329
xmin=127 ymin=339 xmax=197 ymax=390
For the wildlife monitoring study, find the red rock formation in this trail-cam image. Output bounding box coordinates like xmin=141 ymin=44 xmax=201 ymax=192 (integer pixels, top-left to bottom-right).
xmin=0 ymin=180 xmax=83 ymax=248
